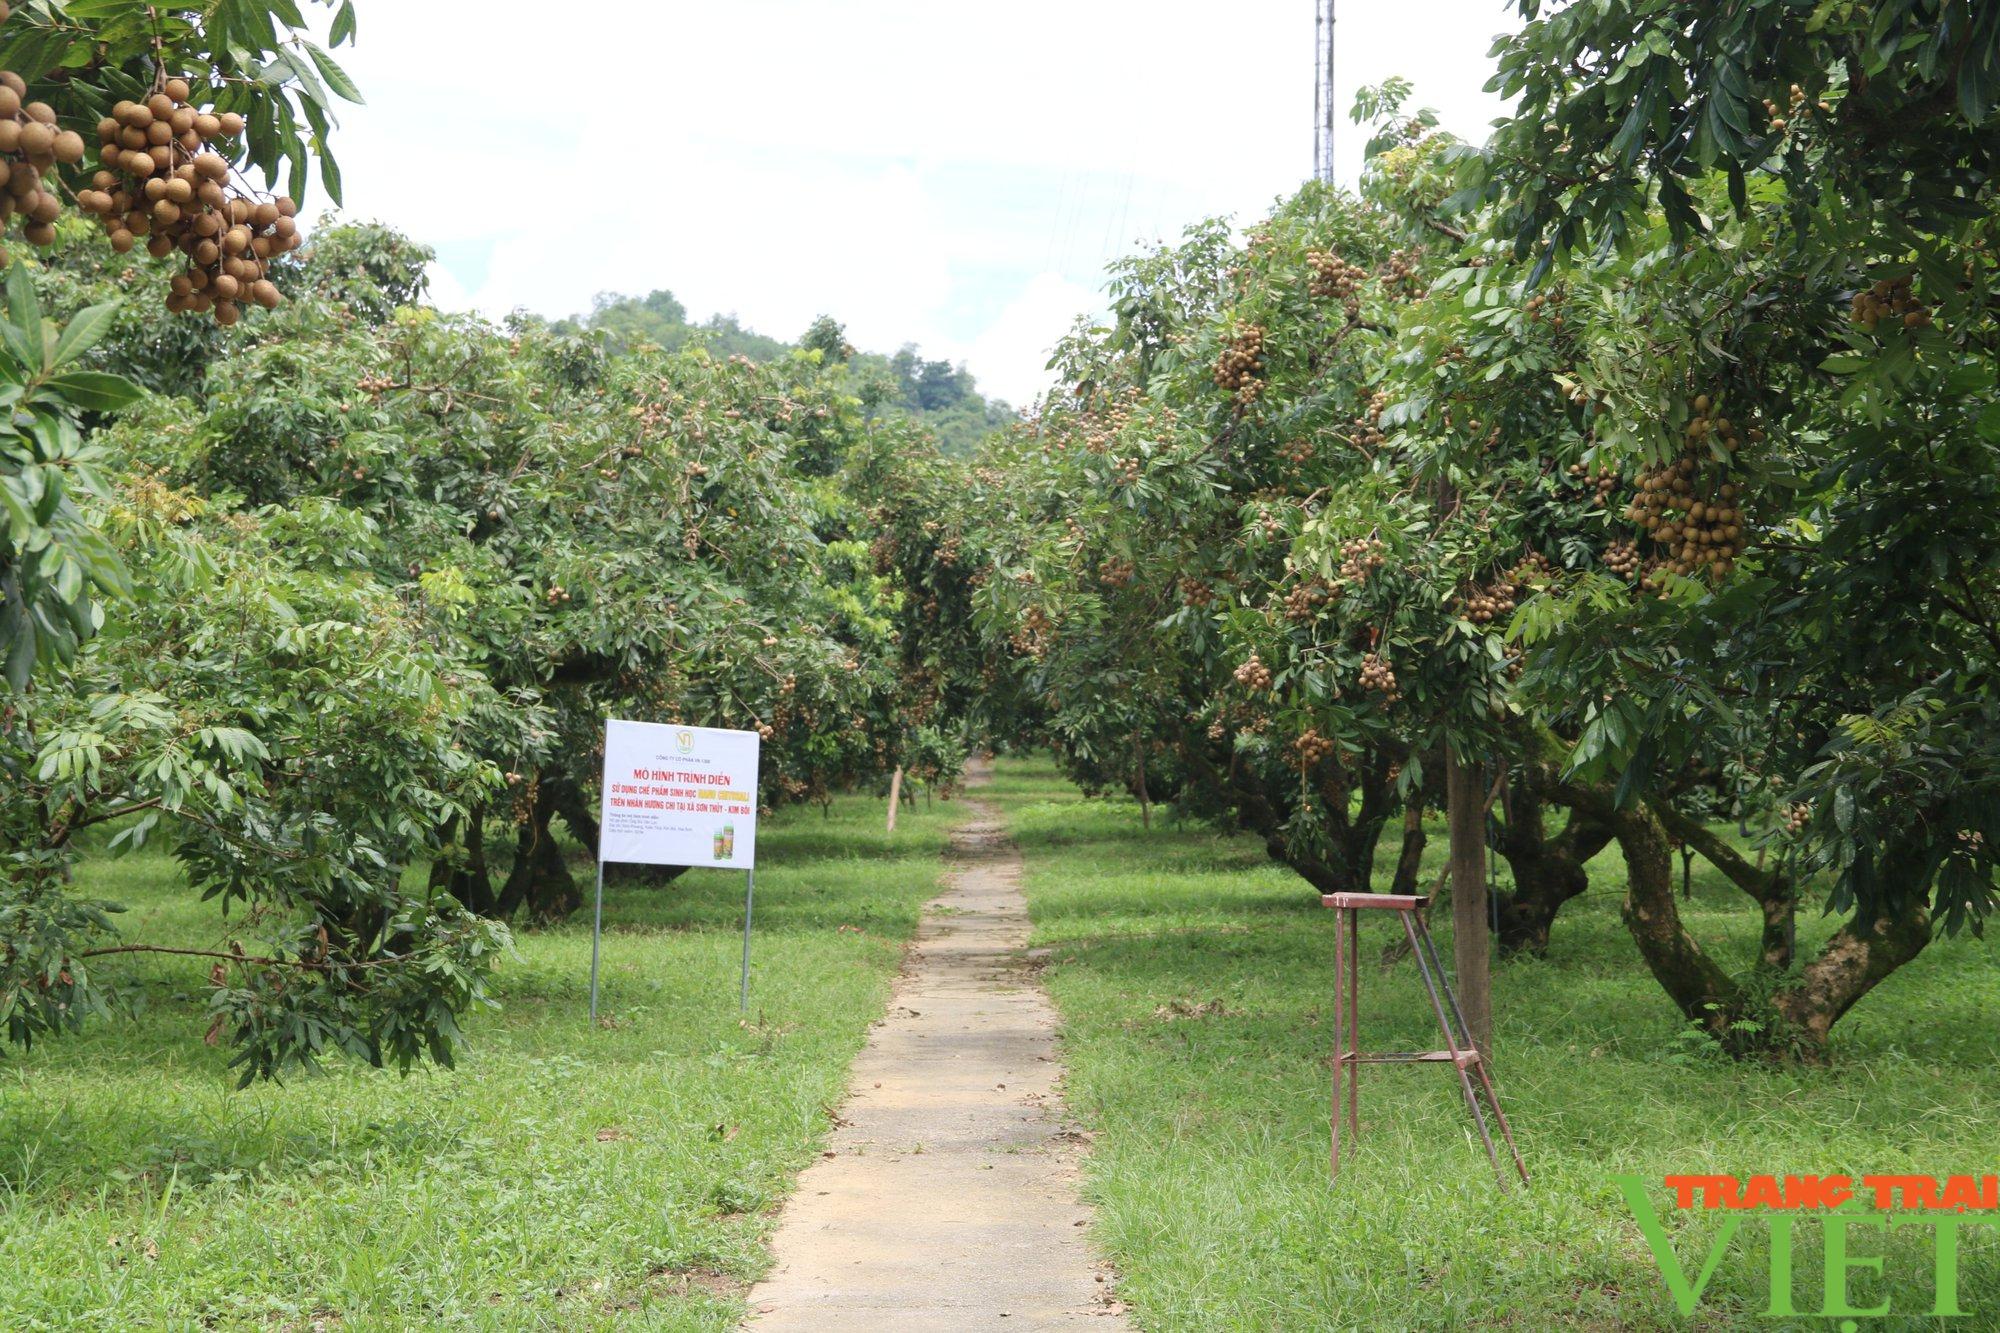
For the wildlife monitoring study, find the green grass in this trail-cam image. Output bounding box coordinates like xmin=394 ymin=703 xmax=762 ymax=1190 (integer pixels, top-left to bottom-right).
xmin=0 ymin=789 xmax=961 ymax=1331
xmin=986 ymin=756 xmax=2000 ymax=1332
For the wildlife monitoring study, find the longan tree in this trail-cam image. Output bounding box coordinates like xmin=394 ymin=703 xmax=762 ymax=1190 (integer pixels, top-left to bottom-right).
xmin=1442 ymin=0 xmax=2000 ymax=1055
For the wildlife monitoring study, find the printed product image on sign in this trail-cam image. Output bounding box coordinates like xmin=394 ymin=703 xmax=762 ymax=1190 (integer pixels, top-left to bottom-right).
xmin=598 ymin=720 xmax=761 ymax=868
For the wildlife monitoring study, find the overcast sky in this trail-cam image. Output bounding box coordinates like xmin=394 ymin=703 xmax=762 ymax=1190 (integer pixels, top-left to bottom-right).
xmin=311 ymin=1 xmax=1520 ymax=405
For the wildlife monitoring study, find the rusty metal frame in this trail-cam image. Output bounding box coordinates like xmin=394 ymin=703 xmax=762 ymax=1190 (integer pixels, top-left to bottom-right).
xmin=1325 ymin=892 xmax=1529 ymax=1190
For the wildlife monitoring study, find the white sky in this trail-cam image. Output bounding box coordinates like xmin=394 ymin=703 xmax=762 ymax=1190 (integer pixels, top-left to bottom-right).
xmin=309 ymin=1 xmax=1519 ymax=405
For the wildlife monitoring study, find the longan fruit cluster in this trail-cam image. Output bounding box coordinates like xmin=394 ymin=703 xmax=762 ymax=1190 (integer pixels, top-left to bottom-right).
xmin=1306 ymin=250 xmax=1365 ymax=303
xmin=1850 ymin=274 xmax=1930 ymax=331
xmin=1682 ymin=393 xmax=1760 ymax=455
xmin=1566 ymin=460 xmax=1619 ymax=505
xmin=1292 ymin=728 xmax=1335 ymax=769
xmin=1783 ymin=802 xmax=1809 ymax=834
xmin=1098 ymin=555 xmax=1135 ymax=588
xmin=1283 ymin=578 xmax=1334 ymax=622
xmin=1010 ymin=605 xmax=1052 ymax=659
xmin=1603 ymin=539 xmax=1641 ymax=579
xmin=79 ymin=78 xmax=299 ymax=324
xmin=1629 ymin=453 xmax=1746 ymax=581
xmin=1508 ymin=549 xmax=1554 ymax=586
xmin=1349 ymin=390 xmax=1389 ymax=450
xmin=1279 ymin=438 xmax=1315 ymax=466
xmin=1233 ymin=654 xmax=1273 ymax=691
xmin=1458 ymin=580 xmax=1516 ymax=625
xmin=1760 ymin=83 xmax=1827 ymax=135
xmin=1214 ymin=323 xmax=1265 ymax=403
xmin=1338 ymin=536 xmax=1387 ymax=583
xmin=1180 ymin=576 xmax=1215 ymax=608
xmin=1383 ymin=249 xmax=1422 ymax=290
xmin=1358 ymin=652 xmax=1399 ymax=702
xmin=0 ymin=65 xmax=88 ymax=254
xmin=543 ymin=582 xmax=573 ymax=606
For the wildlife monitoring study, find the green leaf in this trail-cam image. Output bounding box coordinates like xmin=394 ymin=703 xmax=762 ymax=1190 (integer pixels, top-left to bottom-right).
xmin=42 ymin=371 xmax=144 ymax=413
xmin=49 ymin=300 xmax=123 ymax=369
xmin=0 ymin=263 xmax=42 ymax=370
xmin=302 ymin=41 xmax=365 ymax=104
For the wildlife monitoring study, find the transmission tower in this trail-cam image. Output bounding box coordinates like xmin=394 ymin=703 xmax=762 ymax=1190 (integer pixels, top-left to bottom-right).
xmin=1314 ymin=0 xmax=1337 ymax=181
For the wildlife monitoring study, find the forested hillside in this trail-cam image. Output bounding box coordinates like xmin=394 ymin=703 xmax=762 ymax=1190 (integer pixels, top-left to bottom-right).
xmin=566 ymin=290 xmax=1016 ymax=456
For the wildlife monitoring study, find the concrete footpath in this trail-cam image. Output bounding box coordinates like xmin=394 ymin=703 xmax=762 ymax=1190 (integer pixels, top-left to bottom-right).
xmin=745 ymin=774 xmax=1127 ymax=1331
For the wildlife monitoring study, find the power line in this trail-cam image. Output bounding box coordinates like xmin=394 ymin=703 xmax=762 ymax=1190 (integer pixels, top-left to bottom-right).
xmin=1314 ymin=0 xmax=1337 ymax=181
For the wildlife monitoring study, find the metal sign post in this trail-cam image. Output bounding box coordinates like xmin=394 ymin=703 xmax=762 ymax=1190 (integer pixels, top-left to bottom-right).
xmin=587 ymin=719 xmax=761 ymax=1024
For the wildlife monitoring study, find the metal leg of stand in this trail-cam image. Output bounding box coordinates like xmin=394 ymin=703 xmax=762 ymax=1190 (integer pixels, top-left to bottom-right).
xmin=740 ymin=869 xmax=755 ymax=1015
xmin=588 ymin=859 xmax=606 ymax=1023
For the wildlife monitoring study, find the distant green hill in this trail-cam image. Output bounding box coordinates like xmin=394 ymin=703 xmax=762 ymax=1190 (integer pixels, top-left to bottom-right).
xmin=561 ymin=293 xmax=1016 ymax=456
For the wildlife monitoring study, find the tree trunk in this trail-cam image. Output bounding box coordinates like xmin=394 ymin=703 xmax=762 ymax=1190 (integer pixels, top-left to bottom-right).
xmin=1446 ymin=750 xmax=1492 ymax=1053
xmin=1492 ymin=788 xmax=1611 ymax=957
xmin=1770 ymin=906 xmax=1932 ymax=1055
xmin=1388 ymin=798 xmax=1427 ymax=896
xmin=1525 ymin=724 xmax=1930 ymax=1060
xmin=1653 ymin=805 xmax=1796 ymax=972
xmin=429 ymin=806 xmax=495 ymax=915
xmin=493 ymin=779 xmax=581 ymax=922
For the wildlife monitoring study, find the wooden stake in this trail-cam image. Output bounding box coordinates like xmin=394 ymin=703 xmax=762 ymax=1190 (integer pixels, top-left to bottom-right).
xmin=1446 ymin=749 xmax=1493 ymax=1054
xmin=886 ymin=765 xmax=903 ymax=833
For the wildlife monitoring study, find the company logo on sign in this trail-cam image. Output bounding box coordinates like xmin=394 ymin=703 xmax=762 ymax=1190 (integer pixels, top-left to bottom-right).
xmin=1618 ymin=1172 xmax=1997 ymax=1323
xmin=676 ymin=730 xmax=694 ymax=754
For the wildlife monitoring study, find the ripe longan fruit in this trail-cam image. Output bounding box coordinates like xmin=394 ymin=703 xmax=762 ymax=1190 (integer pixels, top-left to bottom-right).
xmin=26 ymin=190 xmax=57 ymax=224
xmin=146 ymin=93 xmax=174 ymax=120
xmin=165 ymin=176 xmax=193 ymax=204
xmin=16 ymin=121 xmax=51 ymax=156
xmin=193 ymin=112 xmax=221 ymax=138
xmin=214 ymin=299 xmax=240 ymax=326
xmin=170 ymin=107 xmax=195 ymax=134
xmin=146 ymin=234 xmax=173 ymax=258
xmin=211 ymin=273 xmax=240 ymax=301
xmin=0 ymin=120 xmax=19 ymax=153
xmin=0 ymin=86 xmax=19 ymax=117
xmin=146 ymin=120 xmax=173 ymax=146
xmin=165 ymin=78 xmax=191 ymax=103
xmin=0 ymin=72 xmax=23 ymax=97
xmin=53 ymin=130 xmax=84 ymax=163
xmin=23 ymin=100 xmax=51 ymax=125
xmin=194 ymin=153 xmax=228 ymax=180
xmin=251 ymin=278 xmax=281 ymax=309
xmin=119 ymin=125 xmax=147 ymax=150
xmin=22 ymin=220 xmax=53 ymax=247
xmin=120 ymin=101 xmax=153 ymax=129
xmin=217 ymin=111 xmax=244 ymax=136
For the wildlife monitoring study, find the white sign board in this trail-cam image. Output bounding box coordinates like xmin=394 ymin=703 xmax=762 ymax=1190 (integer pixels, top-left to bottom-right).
xmin=598 ymin=720 xmax=760 ymax=869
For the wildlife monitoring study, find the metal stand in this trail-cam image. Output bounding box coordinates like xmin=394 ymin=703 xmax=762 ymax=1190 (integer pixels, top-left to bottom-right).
xmin=739 ymin=869 xmax=755 ymax=1014
xmin=1325 ymin=892 xmax=1528 ymax=1190
xmin=588 ymin=860 xmax=606 ymax=1023
xmin=587 ymin=863 xmax=757 ymax=1023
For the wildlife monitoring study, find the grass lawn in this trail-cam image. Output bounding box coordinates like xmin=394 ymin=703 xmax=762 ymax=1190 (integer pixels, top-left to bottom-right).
xmin=986 ymin=756 xmax=2000 ymax=1331
xmin=0 ymin=788 xmax=961 ymax=1331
